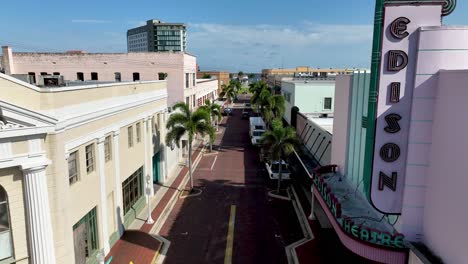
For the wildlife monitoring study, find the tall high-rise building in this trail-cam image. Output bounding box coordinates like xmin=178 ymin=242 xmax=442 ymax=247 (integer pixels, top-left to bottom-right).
xmin=127 ymin=19 xmax=187 ymax=52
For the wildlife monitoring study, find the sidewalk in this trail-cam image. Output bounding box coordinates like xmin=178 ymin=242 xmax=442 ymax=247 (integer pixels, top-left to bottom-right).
xmin=105 ymin=146 xmax=203 ymax=264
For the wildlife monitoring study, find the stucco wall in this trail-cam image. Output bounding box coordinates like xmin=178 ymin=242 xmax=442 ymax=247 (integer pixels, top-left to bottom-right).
xmin=399 ymin=26 xmax=468 ymax=242
xmin=422 ymin=70 xmax=468 ymax=264
xmin=0 ymin=167 xmax=28 ymax=263
xmin=282 ymin=80 xmax=335 ymax=124
xmin=331 ymin=74 xmax=352 ymax=175
xmin=296 ymin=114 xmax=332 ymax=165
xmin=6 ymin=51 xmax=196 ymax=106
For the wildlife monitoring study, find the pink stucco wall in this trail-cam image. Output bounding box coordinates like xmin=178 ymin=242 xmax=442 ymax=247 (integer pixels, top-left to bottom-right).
xmin=3 ymin=48 xmax=197 ymax=105
xmin=399 ymin=26 xmax=468 ymax=243
xmin=422 ymin=70 xmax=468 ymax=264
xmin=331 ymin=74 xmax=352 ymax=174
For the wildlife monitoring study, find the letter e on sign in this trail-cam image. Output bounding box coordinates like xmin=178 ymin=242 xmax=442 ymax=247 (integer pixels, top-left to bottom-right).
xmin=390 ymin=17 xmax=411 ymax=39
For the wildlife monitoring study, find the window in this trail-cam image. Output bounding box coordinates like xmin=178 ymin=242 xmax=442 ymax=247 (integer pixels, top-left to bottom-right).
xmin=185 ymin=96 xmax=190 ymax=106
xmin=91 ymin=72 xmax=98 ymax=81
xmin=77 ymin=72 xmax=84 ymax=81
xmin=158 ymin=72 xmax=167 ymax=80
xmin=28 ymin=72 xmax=36 ymax=84
xmin=136 ymin=122 xmax=141 ymax=143
xmin=324 ymin=97 xmax=333 ymax=110
xmin=114 ymin=72 xmax=121 ymax=82
xmin=53 ymin=72 xmax=60 ymax=75
xmin=133 ymin=72 xmax=140 ymax=81
xmin=128 ymin=126 xmax=134 ymax=147
xmin=104 ymin=136 xmax=112 ymax=162
xmin=185 ymin=73 xmax=189 ymax=88
xmin=85 ymin=144 xmax=95 ymax=173
xmin=122 ymin=167 xmax=143 ymax=214
xmin=193 ymin=73 xmax=196 ymax=86
xmin=40 ymin=72 xmax=48 ymax=76
xmin=73 ymin=207 xmax=99 ymax=262
xmin=0 ymin=186 xmax=13 ymax=261
xmin=68 ymin=151 xmax=79 ymax=185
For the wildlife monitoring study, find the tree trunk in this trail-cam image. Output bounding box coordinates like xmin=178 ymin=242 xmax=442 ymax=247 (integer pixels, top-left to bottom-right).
xmin=277 ymin=160 xmax=282 ymax=194
xmin=188 ymin=141 xmax=193 ymax=190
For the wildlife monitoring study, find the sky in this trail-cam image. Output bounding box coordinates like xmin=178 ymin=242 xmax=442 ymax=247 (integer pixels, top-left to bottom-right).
xmin=0 ymin=0 xmax=467 ymax=72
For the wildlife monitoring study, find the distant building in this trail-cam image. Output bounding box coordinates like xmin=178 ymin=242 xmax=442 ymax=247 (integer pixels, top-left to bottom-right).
xmin=261 ymin=66 xmax=353 ymax=88
xmin=282 ymin=79 xmax=335 ymax=124
xmin=127 ymin=19 xmax=187 ymax=52
xmin=0 ymin=46 xmax=217 ymax=108
xmin=197 ymin=71 xmax=230 ymax=94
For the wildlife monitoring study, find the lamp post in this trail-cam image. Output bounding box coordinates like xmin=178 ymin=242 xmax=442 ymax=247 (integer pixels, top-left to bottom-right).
xmin=96 ymin=249 xmax=105 ymax=264
xmin=146 ymin=175 xmax=154 ymax=224
xmin=309 ymin=186 xmax=316 ymax=220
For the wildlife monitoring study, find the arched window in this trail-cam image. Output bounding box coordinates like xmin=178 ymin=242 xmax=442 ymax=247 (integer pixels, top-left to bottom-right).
xmin=0 ymin=185 xmax=13 ymax=260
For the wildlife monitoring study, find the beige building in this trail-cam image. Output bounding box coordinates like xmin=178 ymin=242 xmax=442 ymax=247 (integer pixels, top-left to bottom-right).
xmin=261 ymin=66 xmax=354 ymax=88
xmin=196 ymin=71 xmax=230 ymax=94
xmin=0 ymin=73 xmax=182 ymax=263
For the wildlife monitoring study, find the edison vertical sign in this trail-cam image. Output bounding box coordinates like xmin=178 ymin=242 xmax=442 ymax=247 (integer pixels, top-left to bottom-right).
xmin=370 ymin=2 xmax=446 ymax=214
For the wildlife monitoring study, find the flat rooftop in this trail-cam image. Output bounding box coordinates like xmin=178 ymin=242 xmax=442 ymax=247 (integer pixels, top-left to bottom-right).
xmin=305 ymin=115 xmax=334 ymax=134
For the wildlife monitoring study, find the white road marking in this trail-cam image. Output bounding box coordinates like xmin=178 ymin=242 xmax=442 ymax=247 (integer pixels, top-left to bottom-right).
xmin=211 ymin=155 xmax=218 ymax=170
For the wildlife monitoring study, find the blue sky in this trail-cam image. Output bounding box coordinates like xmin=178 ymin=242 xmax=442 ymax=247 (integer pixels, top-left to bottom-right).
xmin=0 ymin=0 xmax=467 ymax=72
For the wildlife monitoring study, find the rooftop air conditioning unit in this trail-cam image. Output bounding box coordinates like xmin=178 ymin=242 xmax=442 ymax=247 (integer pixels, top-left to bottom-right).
xmin=38 ymin=75 xmax=65 ymax=87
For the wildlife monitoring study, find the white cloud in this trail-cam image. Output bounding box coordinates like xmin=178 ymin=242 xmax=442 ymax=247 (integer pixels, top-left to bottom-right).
xmin=188 ymin=22 xmax=373 ymax=72
xmin=71 ymin=19 xmax=112 ymax=24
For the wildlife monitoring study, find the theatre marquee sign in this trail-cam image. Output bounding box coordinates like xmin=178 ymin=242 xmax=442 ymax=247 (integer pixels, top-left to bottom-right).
xmin=370 ymin=3 xmax=445 ymax=214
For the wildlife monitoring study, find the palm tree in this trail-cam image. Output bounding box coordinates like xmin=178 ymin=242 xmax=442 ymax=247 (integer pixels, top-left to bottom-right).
xmin=200 ymin=99 xmax=222 ymax=151
xmin=220 ymin=82 xmax=237 ymax=104
xmin=166 ymin=102 xmax=214 ymax=190
xmin=261 ymin=119 xmax=298 ymax=193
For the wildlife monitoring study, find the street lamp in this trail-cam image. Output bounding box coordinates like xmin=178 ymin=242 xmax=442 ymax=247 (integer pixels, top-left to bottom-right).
xmin=146 ymin=175 xmax=154 ymax=224
xmin=96 ymin=249 xmax=105 ymax=264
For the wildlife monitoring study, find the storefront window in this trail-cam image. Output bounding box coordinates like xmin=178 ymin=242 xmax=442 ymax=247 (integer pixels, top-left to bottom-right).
xmin=0 ymin=186 xmax=13 ymax=260
xmin=73 ymin=207 xmax=99 ymax=263
xmin=122 ymin=167 xmax=143 ymax=214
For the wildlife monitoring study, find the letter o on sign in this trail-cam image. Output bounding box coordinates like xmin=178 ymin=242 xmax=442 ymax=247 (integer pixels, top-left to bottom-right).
xmin=380 ymin=143 xmax=400 ymax=162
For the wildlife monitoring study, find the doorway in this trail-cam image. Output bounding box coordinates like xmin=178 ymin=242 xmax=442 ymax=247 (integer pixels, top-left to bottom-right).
xmin=152 ymin=151 xmax=160 ymax=184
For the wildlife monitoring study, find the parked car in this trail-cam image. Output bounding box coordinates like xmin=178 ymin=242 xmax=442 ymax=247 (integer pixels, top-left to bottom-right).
xmin=223 ymin=107 xmax=233 ymax=116
xmin=242 ymin=108 xmax=253 ymax=119
xmin=265 ymin=160 xmax=291 ymax=180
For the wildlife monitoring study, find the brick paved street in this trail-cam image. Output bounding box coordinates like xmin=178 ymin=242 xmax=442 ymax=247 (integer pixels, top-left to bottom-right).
xmin=159 ymin=95 xmax=303 ymax=264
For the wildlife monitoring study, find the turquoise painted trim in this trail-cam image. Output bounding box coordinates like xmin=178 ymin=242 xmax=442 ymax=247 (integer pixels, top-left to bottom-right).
xmin=418 ymin=48 xmax=468 ymax=52
xmin=411 ymin=119 xmax=433 ymax=123
xmin=405 ymin=184 xmax=427 ymax=189
xmin=363 ymin=0 xmax=384 ymax=199
xmin=123 ymin=195 xmax=146 ymax=228
xmin=408 ymin=141 xmax=432 ymax=145
xmin=108 ymin=230 xmax=120 ymax=248
xmin=407 ymin=163 xmax=430 ymax=167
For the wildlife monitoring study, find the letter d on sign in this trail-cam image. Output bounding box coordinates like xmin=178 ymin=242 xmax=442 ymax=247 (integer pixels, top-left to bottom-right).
xmin=387 ymin=50 xmax=408 ymax=71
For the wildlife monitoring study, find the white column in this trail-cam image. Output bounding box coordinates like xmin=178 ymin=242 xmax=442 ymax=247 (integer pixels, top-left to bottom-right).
xmin=22 ymin=164 xmax=56 ymax=264
xmin=143 ymin=117 xmax=154 ymax=196
xmin=97 ymin=137 xmax=110 ymax=253
xmin=112 ymin=131 xmax=124 ymax=236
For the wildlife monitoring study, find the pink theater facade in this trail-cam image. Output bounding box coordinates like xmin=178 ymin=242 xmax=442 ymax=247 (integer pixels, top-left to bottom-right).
xmin=0 ymin=47 xmax=204 ymax=106
xmin=306 ymin=0 xmax=468 ymax=263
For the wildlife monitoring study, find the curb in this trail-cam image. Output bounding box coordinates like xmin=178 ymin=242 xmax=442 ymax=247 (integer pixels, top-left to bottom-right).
xmin=267 ymin=190 xmax=291 ymax=201
xmin=151 ymin=143 xmax=206 ymax=263
xmin=285 ymin=185 xmax=315 ymax=264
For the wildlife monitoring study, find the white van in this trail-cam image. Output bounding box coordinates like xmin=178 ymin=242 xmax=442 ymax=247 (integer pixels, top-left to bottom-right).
xmin=249 ymin=117 xmax=266 ymax=146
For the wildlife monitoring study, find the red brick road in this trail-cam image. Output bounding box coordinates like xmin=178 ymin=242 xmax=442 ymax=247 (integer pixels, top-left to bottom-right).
xmin=159 ymin=96 xmax=303 ymax=264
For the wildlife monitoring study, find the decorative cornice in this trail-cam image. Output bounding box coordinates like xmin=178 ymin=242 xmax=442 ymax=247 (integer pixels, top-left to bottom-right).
xmin=384 ymin=0 xmax=456 ymax=16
